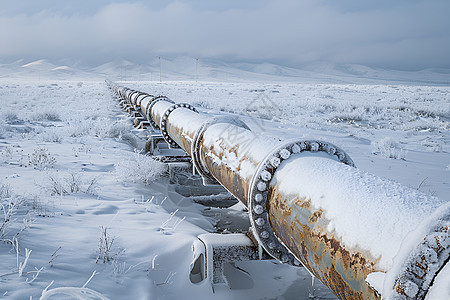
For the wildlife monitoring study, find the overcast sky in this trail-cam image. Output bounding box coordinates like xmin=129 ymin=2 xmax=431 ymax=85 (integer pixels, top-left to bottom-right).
xmin=1 ymin=0 xmax=449 ymax=70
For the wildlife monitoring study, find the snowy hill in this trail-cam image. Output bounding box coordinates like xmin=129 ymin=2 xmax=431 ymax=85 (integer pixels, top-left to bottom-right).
xmin=0 ymin=59 xmax=95 ymax=80
xmin=304 ymin=62 xmax=450 ymax=85
xmin=0 ymin=57 xmax=449 ymax=85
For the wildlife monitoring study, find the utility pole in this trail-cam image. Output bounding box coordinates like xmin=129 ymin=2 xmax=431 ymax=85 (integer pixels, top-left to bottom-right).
xmin=157 ymin=56 xmax=162 ymax=82
xmin=195 ymin=58 xmax=199 ymax=82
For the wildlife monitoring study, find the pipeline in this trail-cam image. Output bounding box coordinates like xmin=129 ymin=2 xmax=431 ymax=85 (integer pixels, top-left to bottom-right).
xmin=106 ymin=80 xmax=449 ymax=300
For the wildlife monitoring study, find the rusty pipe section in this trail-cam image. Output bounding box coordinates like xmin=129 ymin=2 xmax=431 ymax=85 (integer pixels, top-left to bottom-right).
xmin=106 ymin=80 xmax=449 ymax=300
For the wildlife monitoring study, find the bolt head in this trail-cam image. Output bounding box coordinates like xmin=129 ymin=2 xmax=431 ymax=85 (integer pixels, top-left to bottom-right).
xmin=279 ymin=149 xmax=290 ymax=159
xmin=255 ymin=218 xmax=265 ymax=226
xmin=260 ymin=170 xmax=272 ymax=181
xmin=254 ymin=205 xmax=264 ymax=214
xmin=270 ymin=156 xmax=280 ymax=168
xmin=257 ymin=181 xmax=266 ymax=192
xmin=255 ymin=194 xmax=263 ymax=202
xmin=291 ymin=144 xmax=301 ymax=153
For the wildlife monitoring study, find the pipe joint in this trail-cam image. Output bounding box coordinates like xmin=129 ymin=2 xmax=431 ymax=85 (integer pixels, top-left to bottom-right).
xmin=145 ymin=96 xmax=174 ymax=128
xmin=160 ymin=103 xmax=198 ymax=148
xmin=192 ymin=116 xmax=250 ymax=185
xmin=248 ymin=139 xmax=355 ymax=266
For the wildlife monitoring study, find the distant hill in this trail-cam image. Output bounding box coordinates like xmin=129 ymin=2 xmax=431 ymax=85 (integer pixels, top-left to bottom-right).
xmin=0 ymin=57 xmax=449 ymax=85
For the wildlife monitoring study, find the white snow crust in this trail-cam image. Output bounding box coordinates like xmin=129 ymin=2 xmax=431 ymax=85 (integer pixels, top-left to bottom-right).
xmin=271 ymin=154 xmax=446 ymax=271
xmin=425 ymin=260 xmax=450 ymax=300
xmin=0 ymin=71 xmax=448 ymax=299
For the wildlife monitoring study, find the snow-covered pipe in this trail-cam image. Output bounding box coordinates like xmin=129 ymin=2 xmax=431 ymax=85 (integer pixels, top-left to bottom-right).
xmin=106 ymin=81 xmax=449 ymax=300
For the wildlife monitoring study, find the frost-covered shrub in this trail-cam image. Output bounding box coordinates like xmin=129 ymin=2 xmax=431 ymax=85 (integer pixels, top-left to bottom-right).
xmin=66 ymin=117 xmax=138 ymax=146
xmin=96 ymin=226 xmax=115 ymax=264
xmin=108 ymin=121 xmax=130 ymax=138
xmin=2 ymin=111 xmax=21 ymax=124
xmin=0 ymin=121 xmax=9 ymax=139
xmin=328 ymin=112 xmax=365 ymax=124
xmin=27 ymin=147 xmax=56 ymax=169
xmin=0 ymin=181 xmax=12 ymax=199
xmin=40 ymin=128 xmax=64 ymax=143
xmin=108 ymin=121 xmax=138 ymax=147
xmin=115 ymin=151 xmax=166 ymax=185
xmin=66 ymin=119 xmax=94 ymax=138
xmin=0 ymin=145 xmax=14 ymax=163
xmin=371 ymin=137 xmax=406 ymax=159
xmin=0 ymin=182 xmax=25 ymax=239
xmin=45 ymin=171 xmax=98 ymax=196
xmin=32 ymin=110 xmax=61 ymax=122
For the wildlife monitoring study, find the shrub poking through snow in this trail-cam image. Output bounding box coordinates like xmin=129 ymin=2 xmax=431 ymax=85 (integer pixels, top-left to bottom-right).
xmin=108 ymin=121 xmax=138 ymax=147
xmin=27 ymin=147 xmax=56 ymax=169
xmin=45 ymin=171 xmax=98 ymax=196
xmin=32 ymin=110 xmax=61 ymax=122
xmin=0 ymin=181 xmax=12 ymax=199
xmin=371 ymin=137 xmax=406 ymax=159
xmin=114 ymin=151 xmax=166 ymax=185
xmin=2 ymin=111 xmax=21 ymax=124
xmin=96 ymin=226 xmax=115 ymax=264
xmin=0 ymin=183 xmax=25 ymax=240
xmin=40 ymin=128 xmax=64 ymax=143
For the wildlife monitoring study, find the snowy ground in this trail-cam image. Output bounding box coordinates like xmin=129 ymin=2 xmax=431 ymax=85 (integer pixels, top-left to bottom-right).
xmin=0 ymin=78 xmax=448 ymax=299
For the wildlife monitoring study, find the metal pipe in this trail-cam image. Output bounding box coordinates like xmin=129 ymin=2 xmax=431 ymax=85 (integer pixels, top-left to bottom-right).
xmin=106 ymin=81 xmax=449 ymax=300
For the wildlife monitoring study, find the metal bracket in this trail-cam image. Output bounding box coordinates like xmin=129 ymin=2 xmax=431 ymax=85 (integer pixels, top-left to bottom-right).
xmin=247 ymin=139 xmax=355 ymax=266
xmin=190 ymin=233 xmax=272 ymax=286
xmin=144 ymin=132 xmax=165 ymax=154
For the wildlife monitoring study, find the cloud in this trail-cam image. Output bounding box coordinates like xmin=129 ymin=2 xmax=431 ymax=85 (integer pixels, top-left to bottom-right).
xmin=1 ymin=0 xmax=449 ymax=70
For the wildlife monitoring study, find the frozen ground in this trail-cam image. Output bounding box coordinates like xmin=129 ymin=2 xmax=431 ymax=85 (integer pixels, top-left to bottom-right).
xmin=0 ymin=76 xmax=448 ymax=299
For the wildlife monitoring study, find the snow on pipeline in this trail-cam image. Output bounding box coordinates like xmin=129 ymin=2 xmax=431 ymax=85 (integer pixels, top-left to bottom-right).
xmin=0 ymin=78 xmax=449 ymax=299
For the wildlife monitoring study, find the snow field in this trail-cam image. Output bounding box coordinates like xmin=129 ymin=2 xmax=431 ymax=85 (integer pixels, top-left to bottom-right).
xmin=0 ymin=80 xmax=339 ymax=299
xmin=0 ymin=78 xmax=448 ymax=299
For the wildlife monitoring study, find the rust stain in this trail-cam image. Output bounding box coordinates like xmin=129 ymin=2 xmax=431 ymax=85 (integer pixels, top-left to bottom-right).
xmin=327 ymin=264 xmax=364 ymax=300
xmin=308 ymin=209 xmax=323 ymax=224
xmin=395 ymin=280 xmax=408 ymax=296
xmin=267 ymin=185 xmax=381 ymax=300
xmin=201 ymin=153 xmax=249 ymax=205
xmin=295 ymin=197 xmax=311 ymax=209
xmin=169 ymin=124 xmax=193 ymax=155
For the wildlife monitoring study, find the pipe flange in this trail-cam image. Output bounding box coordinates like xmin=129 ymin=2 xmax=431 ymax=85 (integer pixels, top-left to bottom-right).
xmin=121 ymin=89 xmax=133 ymax=104
xmin=128 ymin=90 xmax=140 ymax=102
xmin=160 ymin=103 xmax=198 ymax=148
xmin=391 ymin=207 xmax=449 ymax=299
xmin=130 ymin=92 xmax=148 ymax=108
xmin=248 ymin=139 xmax=355 ymax=266
xmin=118 ymin=89 xmax=126 ymax=100
xmin=136 ymin=93 xmax=153 ymax=108
xmin=191 ymin=116 xmax=250 ymax=183
xmin=125 ymin=89 xmax=136 ymax=103
xmin=145 ymin=96 xmax=174 ymax=128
